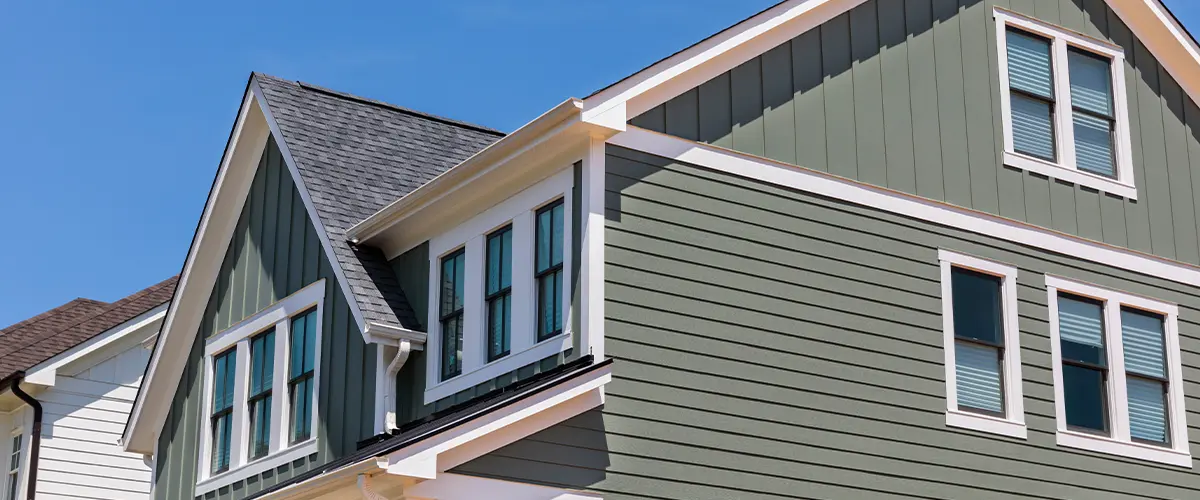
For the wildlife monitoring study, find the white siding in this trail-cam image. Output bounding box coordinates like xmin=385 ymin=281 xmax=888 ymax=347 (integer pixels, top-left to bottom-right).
xmin=35 ymin=344 xmax=154 ymax=500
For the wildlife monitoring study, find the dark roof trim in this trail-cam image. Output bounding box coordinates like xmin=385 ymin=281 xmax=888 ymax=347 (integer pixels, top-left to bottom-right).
xmin=249 ymin=356 xmax=611 ymax=499
xmin=293 ymin=80 xmax=507 ymax=137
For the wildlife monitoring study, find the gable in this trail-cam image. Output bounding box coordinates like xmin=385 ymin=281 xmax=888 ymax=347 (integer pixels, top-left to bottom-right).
xmin=627 ymin=0 xmax=1200 ymax=268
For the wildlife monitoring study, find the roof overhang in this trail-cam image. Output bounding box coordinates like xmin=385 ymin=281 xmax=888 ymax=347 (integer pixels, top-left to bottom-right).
xmin=22 ymin=303 xmax=166 ymax=387
xmin=347 ymin=98 xmax=621 ymax=259
xmin=581 ymin=0 xmax=1200 ymax=129
xmin=254 ymin=359 xmax=612 ymax=499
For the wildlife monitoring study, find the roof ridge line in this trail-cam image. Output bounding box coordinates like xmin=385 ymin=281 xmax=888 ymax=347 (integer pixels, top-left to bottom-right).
xmin=291 ymin=81 xmax=508 ymax=137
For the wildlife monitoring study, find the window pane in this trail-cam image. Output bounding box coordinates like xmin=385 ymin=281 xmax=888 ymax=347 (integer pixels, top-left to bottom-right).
xmin=1063 ymin=364 xmax=1108 ymax=432
xmin=250 ymin=330 xmax=275 ymax=396
xmin=536 ymin=208 xmax=551 ymax=272
xmin=249 ymin=395 xmax=272 ymax=459
xmin=487 ymin=231 xmax=503 ymax=295
xmin=290 ymin=315 xmax=305 ymax=379
xmin=951 ymin=268 xmax=1004 ymax=345
xmin=955 ymin=341 xmax=1004 ymax=414
xmin=1007 ymin=29 xmax=1055 ymax=98
xmin=1122 ymin=308 xmax=1166 ymax=379
xmin=1058 ymin=294 xmax=1105 ymax=364
xmin=213 ymin=349 xmax=236 ymax=411
xmin=501 ymin=228 xmax=512 ymax=289
xmin=538 ymin=272 xmax=561 ymax=341
xmin=1011 ymin=93 xmax=1056 ymax=161
xmin=441 ymin=315 xmax=463 ymax=379
xmin=1128 ymin=377 xmax=1169 ymax=444
xmin=1073 ymin=112 xmax=1115 ymax=178
xmin=1068 ymin=49 xmax=1113 ymax=117
xmin=551 ymin=203 xmax=564 ymax=266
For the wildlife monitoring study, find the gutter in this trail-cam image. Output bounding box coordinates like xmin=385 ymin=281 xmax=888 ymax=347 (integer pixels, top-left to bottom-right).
xmin=5 ymin=374 xmax=42 ymax=500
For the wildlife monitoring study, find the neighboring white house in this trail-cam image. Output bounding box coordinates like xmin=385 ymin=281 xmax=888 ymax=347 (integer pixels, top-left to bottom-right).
xmin=0 ymin=277 xmax=176 ymax=500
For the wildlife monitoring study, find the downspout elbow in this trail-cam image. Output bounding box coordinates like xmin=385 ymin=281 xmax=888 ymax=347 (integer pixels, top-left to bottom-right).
xmin=10 ymin=375 xmax=42 ymax=500
xmin=384 ymin=340 xmax=413 ymax=432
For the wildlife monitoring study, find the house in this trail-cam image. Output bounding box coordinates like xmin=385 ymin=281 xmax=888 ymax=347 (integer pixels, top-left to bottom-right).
xmin=121 ymin=0 xmax=1200 ymax=497
xmin=0 ymin=276 xmax=176 ymax=500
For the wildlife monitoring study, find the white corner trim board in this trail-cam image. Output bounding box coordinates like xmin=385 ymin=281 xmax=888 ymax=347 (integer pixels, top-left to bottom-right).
xmin=609 ymin=127 xmax=1200 ymax=288
xmin=938 ymin=250 xmax=1027 ymax=439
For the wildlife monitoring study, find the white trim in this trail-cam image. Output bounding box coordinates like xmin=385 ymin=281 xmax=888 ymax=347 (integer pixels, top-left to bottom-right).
xmin=23 ymin=304 xmax=167 ymax=387
xmin=124 ymin=89 xmax=270 ymax=454
xmin=938 ymin=250 xmax=1026 ymax=439
xmin=196 ymin=280 xmax=326 ymax=495
xmin=994 ymin=8 xmax=1137 ymax=199
xmin=610 ymin=128 xmax=1200 ymax=288
xmin=580 ymin=136 xmax=606 ymax=361
xmin=1045 ymin=275 xmax=1190 ymax=467
xmin=424 ymin=169 xmax=575 ymax=404
xmin=403 ymin=473 xmax=603 ymax=500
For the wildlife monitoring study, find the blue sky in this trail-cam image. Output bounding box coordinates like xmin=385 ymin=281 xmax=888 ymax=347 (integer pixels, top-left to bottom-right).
xmin=0 ymin=1 xmax=1197 ymax=327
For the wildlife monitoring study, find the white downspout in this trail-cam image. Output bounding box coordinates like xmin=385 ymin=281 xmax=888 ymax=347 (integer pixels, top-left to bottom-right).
xmin=383 ymin=340 xmax=413 ymax=432
xmin=358 ymin=473 xmax=388 ymax=500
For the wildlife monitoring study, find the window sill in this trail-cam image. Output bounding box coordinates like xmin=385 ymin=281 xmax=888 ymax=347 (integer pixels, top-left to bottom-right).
xmin=1057 ymin=430 xmax=1192 ymax=467
xmin=946 ymin=410 xmax=1027 ymax=439
xmin=424 ymin=331 xmax=572 ymax=404
xmin=1004 ymin=151 xmax=1137 ymax=200
xmin=195 ymin=439 xmax=319 ymax=496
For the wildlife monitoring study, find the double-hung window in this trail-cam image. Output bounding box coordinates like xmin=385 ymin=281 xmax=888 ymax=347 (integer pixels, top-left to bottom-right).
xmin=995 ymin=8 xmax=1135 ymax=199
xmin=426 ymin=169 xmax=574 ymax=403
xmin=5 ymin=433 xmax=21 ymax=500
xmin=1046 ymin=276 xmax=1189 ymax=466
xmin=939 ymin=250 xmax=1025 ymax=438
xmin=197 ymin=281 xmax=324 ymax=496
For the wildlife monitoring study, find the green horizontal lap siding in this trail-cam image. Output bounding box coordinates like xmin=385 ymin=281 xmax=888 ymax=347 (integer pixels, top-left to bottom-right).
xmin=154 ymin=137 xmax=377 ymax=500
xmin=633 ymin=0 xmax=1200 ymax=267
xmin=452 ymin=147 xmax=1200 ymax=498
xmin=388 ymin=165 xmax=585 ymax=422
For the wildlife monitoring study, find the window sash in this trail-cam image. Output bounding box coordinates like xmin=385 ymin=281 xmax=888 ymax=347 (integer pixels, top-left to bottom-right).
xmin=287 ymin=373 xmax=314 ymax=444
xmin=536 ymin=200 xmax=565 ymax=342
xmin=486 ymin=226 xmax=513 ymax=362
xmin=288 ymin=309 xmax=317 ymax=444
xmin=440 ymin=249 xmax=466 ymax=380
xmin=5 ymin=434 xmax=19 ymax=500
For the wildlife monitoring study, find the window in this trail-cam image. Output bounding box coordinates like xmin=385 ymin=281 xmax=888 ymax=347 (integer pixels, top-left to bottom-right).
xmin=210 ymin=348 xmax=236 ymax=473
xmin=440 ymin=249 xmax=466 ymax=380
xmin=536 ymin=200 xmax=565 ymax=342
xmin=1045 ymin=276 xmax=1189 ymax=466
xmin=288 ymin=309 xmax=317 ymax=444
xmin=5 ymin=433 xmax=20 ymax=500
xmin=939 ymin=250 xmax=1025 ymax=438
xmin=425 ymin=169 xmax=574 ymax=403
xmin=486 ymin=226 xmax=513 ymax=362
xmin=247 ymin=329 xmax=274 ymax=460
xmin=995 ymin=8 xmax=1135 ymax=199
xmin=197 ymin=281 xmax=324 ymax=496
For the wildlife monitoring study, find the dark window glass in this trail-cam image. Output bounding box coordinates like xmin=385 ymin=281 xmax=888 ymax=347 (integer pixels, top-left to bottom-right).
xmin=536 ymin=200 xmax=565 ymax=342
xmin=288 ymin=309 xmax=317 ymax=444
xmin=211 ymin=348 xmax=237 ymax=473
xmin=1058 ymin=294 xmax=1109 ymax=434
xmin=486 ymin=226 xmax=513 ymax=362
xmin=440 ymin=249 xmax=466 ymax=379
xmin=950 ymin=268 xmax=1006 ymax=415
xmin=248 ymin=329 xmax=274 ymax=460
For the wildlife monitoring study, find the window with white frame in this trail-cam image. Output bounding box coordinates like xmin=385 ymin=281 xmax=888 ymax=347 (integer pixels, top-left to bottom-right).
xmin=1045 ymin=276 xmax=1189 ymax=467
xmin=426 ymin=168 xmax=574 ymax=404
xmin=196 ymin=280 xmax=324 ymax=496
xmin=939 ymin=250 xmax=1026 ymax=438
xmin=995 ymin=8 xmax=1136 ymax=199
xmin=5 ymin=432 xmax=20 ymax=500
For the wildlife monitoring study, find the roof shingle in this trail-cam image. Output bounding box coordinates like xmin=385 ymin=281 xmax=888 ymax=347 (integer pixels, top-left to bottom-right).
xmin=252 ymin=74 xmax=504 ymax=330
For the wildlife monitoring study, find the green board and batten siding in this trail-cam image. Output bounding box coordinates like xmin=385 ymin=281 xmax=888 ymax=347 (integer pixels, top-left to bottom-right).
xmin=632 ymin=0 xmax=1200 ymax=265
xmin=456 ymin=146 xmax=1200 ymax=498
xmin=154 ymin=137 xmax=378 ymax=500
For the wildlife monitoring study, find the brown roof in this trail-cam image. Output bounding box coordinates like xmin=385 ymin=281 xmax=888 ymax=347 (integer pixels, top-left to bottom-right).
xmin=0 ymin=276 xmax=179 ymax=380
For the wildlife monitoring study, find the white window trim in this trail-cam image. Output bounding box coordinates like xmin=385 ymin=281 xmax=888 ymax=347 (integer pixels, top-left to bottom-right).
xmin=196 ymin=279 xmax=326 ymax=496
xmin=939 ymin=250 xmax=1027 ymax=439
xmin=425 ymin=168 xmax=574 ymax=404
xmin=1045 ymin=275 xmax=1190 ymax=467
xmin=994 ymin=7 xmax=1137 ymax=200
xmin=4 ymin=425 xmax=24 ymax=500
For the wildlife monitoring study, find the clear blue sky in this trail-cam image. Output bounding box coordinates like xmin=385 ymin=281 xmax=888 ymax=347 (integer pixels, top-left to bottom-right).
xmin=0 ymin=1 xmax=1197 ymax=327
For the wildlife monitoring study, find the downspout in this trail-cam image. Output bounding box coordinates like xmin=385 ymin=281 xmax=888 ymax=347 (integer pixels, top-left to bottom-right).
xmin=357 ymin=474 xmax=388 ymax=500
xmin=10 ymin=375 xmax=42 ymax=500
xmin=383 ymin=340 xmax=413 ymax=432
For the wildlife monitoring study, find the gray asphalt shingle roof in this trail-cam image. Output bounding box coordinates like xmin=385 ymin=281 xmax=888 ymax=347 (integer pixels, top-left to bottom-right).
xmin=252 ymin=73 xmax=504 ymax=330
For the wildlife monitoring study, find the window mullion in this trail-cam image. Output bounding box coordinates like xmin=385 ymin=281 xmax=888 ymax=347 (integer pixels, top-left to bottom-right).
xmin=1052 ymin=37 xmax=1078 ymax=171
xmin=230 ymin=341 xmax=251 ymax=468
xmin=1106 ymin=301 xmax=1132 ymax=442
xmin=270 ymin=319 xmax=289 ymax=454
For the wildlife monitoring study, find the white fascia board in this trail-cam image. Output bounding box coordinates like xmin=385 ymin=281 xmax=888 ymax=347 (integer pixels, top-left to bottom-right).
xmin=402 ymin=473 xmax=604 ymax=500
xmin=582 ymin=0 xmax=1200 ymax=130
xmin=610 ymin=127 xmax=1200 ymax=289
xmin=124 ymin=88 xmax=269 ymax=454
xmin=23 ymin=304 xmax=167 ymax=387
